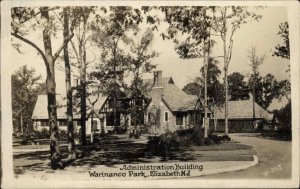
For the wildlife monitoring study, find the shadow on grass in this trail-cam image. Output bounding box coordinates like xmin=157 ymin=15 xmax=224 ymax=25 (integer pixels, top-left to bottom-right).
xmin=14 ymin=134 xmax=196 ymax=174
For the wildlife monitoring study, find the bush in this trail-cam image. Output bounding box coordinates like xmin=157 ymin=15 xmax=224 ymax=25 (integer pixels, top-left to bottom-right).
xmin=59 ymin=130 xmax=68 ymax=140
xmin=208 ymin=134 xmax=231 ymax=144
xmin=222 ymin=135 xmax=231 ymax=141
xmin=146 ymin=127 xmax=232 ymax=157
xmin=204 ymin=137 xmax=215 ymax=145
xmin=175 ymin=127 xmax=204 ymax=146
xmin=113 ymin=127 xmax=126 ymax=134
xmin=32 ymin=128 xmax=50 ymax=139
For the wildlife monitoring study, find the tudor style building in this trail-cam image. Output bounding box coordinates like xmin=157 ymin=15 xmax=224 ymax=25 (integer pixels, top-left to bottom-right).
xmin=143 ymin=70 xmax=205 ymax=133
xmin=31 ymin=70 xmax=205 ymax=135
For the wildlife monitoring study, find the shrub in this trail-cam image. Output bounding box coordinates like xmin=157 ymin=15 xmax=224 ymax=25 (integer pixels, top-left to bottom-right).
xmin=32 ymin=128 xmax=50 ymax=139
xmin=204 ymin=137 xmax=215 ymax=145
xmin=208 ymin=134 xmax=222 ymax=144
xmin=59 ymin=130 xmax=68 ymax=140
xmin=222 ymin=135 xmax=231 ymax=141
xmin=113 ymin=127 xmax=126 ymax=134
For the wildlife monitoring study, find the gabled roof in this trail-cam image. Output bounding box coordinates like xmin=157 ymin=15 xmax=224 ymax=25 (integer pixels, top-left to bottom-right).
xmin=213 ymin=100 xmax=273 ymax=120
xmin=162 ymin=83 xmax=199 ymax=112
xmin=144 ymin=76 xmax=200 ymax=112
xmin=32 ymin=94 xmax=108 ymax=120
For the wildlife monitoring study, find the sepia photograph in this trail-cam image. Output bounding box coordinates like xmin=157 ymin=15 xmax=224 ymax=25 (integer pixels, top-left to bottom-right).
xmin=1 ymin=0 xmax=299 ymax=188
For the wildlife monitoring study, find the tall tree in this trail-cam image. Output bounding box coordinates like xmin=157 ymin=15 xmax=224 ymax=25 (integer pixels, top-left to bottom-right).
xmin=247 ymin=46 xmax=265 ymax=121
xmin=127 ymin=28 xmax=157 ymax=134
xmin=11 ymin=66 xmax=45 ymax=135
xmin=63 ymin=7 xmax=76 ymax=160
xmin=183 ymin=58 xmax=225 ymax=129
xmin=228 ymin=72 xmax=250 ymax=100
xmin=11 ymin=7 xmax=74 ymax=169
xmin=160 ymin=6 xmax=212 ymax=137
xmin=211 ymin=6 xmax=262 ymax=135
xmin=69 ymin=7 xmax=96 ymax=146
xmin=90 ymin=7 xmax=143 ymax=129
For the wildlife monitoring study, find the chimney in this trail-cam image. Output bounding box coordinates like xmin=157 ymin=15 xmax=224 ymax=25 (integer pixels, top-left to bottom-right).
xmin=151 ymin=70 xmax=164 ymax=107
xmin=153 ymin=70 xmax=163 ymax=88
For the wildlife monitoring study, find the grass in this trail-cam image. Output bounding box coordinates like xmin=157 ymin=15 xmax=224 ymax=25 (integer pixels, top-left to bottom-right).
xmin=13 ymin=134 xmax=256 ymax=175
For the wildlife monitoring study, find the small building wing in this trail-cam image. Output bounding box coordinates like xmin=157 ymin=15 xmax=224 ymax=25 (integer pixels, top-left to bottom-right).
xmin=32 ymin=94 xmax=108 ymax=120
xmin=213 ymin=100 xmax=273 ymax=120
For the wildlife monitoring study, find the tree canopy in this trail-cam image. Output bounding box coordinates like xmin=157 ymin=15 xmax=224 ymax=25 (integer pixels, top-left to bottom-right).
xmin=11 ymin=65 xmax=45 ymax=135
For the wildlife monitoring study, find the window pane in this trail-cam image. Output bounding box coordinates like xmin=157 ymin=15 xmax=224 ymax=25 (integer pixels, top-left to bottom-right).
xmin=176 ymin=114 xmax=183 ymax=125
xmin=59 ymin=121 xmax=67 ymax=126
xmin=92 ymin=120 xmax=98 ymax=130
xmin=165 ymin=112 xmax=168 ymax=122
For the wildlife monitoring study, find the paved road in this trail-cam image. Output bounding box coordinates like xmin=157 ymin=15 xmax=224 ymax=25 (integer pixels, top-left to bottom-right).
xmin=203 ymin=133 xmax=291 ymax=179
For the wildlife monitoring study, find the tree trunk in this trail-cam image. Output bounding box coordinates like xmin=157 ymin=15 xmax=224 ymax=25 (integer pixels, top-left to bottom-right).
xmin=41 ymin=7 xmax=63 ymax=169
xmin=79 ymin=39 xmax=87 ymax=146
xmin=20 ymin=114 xmax=23 ymax=134
xmin=63 ymin=8 xmax=76 ymax=160
xmin=252 ymin=84 xmax=256 ymax=129
xmin=223 ymin=21 xmax=229 ymax=136
xmin=224 ymin=68 xmax=229 ymax=136
xmin=203 ymin=43 xmax=209 ymax=138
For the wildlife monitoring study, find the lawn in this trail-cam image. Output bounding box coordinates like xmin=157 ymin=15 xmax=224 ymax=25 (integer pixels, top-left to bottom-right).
xmin=13 ymin=134 xmax=256 ymax=175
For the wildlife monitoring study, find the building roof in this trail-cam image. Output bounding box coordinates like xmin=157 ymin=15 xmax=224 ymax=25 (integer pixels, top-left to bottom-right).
xmin=213 ymin=100 xmax=273 ymax=120
xmin=162 ymin=83 xmax=199 ymax=111
xmin=32 ymin=94 xmax=108 ymax=120
xmin=144 ymin=76 xmax=200 ymax=112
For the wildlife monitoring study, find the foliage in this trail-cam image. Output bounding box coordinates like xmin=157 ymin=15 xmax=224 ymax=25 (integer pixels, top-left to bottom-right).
xmin=182 ymin=82 xmax=201 ymax=96
xmin=262 ymin=100 xmax=291 ymax=141
xmin=273 ymin=100 xmax=291 ymax=128
xmin=248 ymin=73 xmax=290 ymax=109
xmin=228 ymin=72 xmax=250 ymax=100
xmin=127 ymin=29 xmax=158 ymax=127
xmin=32 ymin=128 xmax=50 ymax=139
xmin=182 ymin=58 xmax=225 ymax=107
xmin=11 ymin=66 xmax=45 ymax=135
xmin=273 ymin=22 xmax=290 ymax=60
xmin=147 ymin=127 xmax=232 ymax=156
xmin=159 ymin=7 xmax=212 ymax=59
xmin=90 ymin=7 xmax=141 ymax=96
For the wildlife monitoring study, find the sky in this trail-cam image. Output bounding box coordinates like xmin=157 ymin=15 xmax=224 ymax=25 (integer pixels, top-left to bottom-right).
xmin=11 ymin=6 xmax=290 ymax=94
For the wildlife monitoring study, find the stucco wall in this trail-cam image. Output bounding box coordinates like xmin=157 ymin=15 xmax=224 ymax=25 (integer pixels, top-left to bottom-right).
xmin=146 ymin=101 xmax=181 ymax=133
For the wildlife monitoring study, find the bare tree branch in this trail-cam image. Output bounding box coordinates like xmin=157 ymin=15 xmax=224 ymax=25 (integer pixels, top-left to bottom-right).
xmin=11 ymin=32 xmax=47 ymax=65
xmin=53 ymin=31 xmax=74 ymax=62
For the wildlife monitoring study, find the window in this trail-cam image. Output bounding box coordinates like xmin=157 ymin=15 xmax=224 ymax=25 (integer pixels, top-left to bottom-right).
xmin=92 ymin=120 xmax=98 ymax=131
xmin=77 ymin=121 xmax=81 ymax=126
xmin=164 ymin=112 xmax=168 ymax=122
xmin=106 ymin=112 xmax=120 ymax=126
xmin=176 ymin=114 xmax=183 ymax=126
xmin=58 ymin=121 xmax=67 ymax=126
xmin=148 ymin=112 xmax=151 ymax=123
xmin=41 ymin=121 xmax=48 ymax=126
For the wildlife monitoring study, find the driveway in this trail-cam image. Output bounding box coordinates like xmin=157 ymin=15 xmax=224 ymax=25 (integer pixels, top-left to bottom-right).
xmin=203 ymin=133 xmax=291 ymax=179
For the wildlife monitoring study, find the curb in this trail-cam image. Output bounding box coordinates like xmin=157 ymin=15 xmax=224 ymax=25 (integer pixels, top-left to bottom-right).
xmin=199 ymin=155 xmax=258 ymax=176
